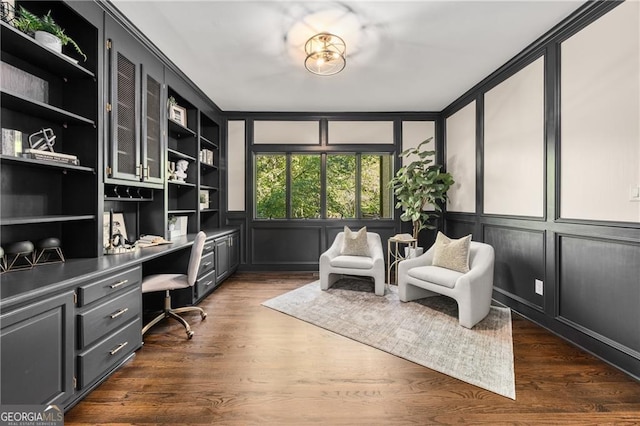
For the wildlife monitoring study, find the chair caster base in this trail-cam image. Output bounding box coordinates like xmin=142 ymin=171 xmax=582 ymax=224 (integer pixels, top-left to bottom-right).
xmin=201 ymin=312 xmax=207 ymax=320
xmin=187 ymin=330 xmax=194 ymax=339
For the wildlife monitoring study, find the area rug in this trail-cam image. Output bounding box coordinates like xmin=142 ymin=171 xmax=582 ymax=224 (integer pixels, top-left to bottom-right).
xmin=262 ymin=278 xmax=515 ymax=399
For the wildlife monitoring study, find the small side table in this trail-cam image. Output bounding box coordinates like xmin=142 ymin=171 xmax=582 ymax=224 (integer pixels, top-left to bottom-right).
xmin=387 ymin=235 xmax=417 ymax=285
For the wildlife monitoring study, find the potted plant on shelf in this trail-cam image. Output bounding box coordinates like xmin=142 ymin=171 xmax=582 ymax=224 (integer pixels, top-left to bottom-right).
xmin=12 ymin=7 xmax=87 ymax=62
xmin=389 ymin=137 xmax=455 ymax=254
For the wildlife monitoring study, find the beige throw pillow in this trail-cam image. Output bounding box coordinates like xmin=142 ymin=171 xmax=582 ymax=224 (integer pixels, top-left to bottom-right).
xmin=432 ymin=232 xmax=471 ymax=273
xmin=340 ymin=226 xmax=370 ymax=257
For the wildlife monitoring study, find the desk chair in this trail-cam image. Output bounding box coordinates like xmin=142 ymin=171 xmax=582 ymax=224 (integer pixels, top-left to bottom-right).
xmin=141 ymin=231 xmax=207 ymax=339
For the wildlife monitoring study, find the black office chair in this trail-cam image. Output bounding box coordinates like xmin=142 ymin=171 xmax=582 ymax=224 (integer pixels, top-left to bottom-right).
xmin=141 ymin=231 xmax=207 ymax=339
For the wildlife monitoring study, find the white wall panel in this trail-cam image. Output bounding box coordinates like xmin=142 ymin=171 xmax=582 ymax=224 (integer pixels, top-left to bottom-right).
xmin=227 ymin=120 xmax=245 ymax=211
xmin=254 ymin=120 xmax=319 ymax=144
xmin=329 ymin=121 xmax=394 ymax=144
xmin=484 ymin=57 xmax=545 ymax=217
xmin=401 ymin=121 xmax=435 ymax=166
xmin=446 ymin=101 xmax=476 ymax=213
xmin=560 ymin=1 xmax=640 ymax=222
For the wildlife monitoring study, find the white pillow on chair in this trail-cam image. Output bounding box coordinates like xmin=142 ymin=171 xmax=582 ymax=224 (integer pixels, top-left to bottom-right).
xmin=432 ymin=232 xmax=472 ymax=273
xmin=340 ymin=226 xmax=370 ymax=257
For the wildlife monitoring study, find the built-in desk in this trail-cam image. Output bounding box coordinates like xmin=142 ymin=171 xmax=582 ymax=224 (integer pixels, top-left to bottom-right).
xmin=0 ymin=227 xmax=239 ymax=411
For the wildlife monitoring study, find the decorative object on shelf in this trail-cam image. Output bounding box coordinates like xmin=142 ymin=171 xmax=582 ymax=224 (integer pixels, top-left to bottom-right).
xmin=388 ymin=137 xmax=455 ymax=241
xmin=28 ymin=127 xmax=56 ymax=151
xmin=5 ymin=240 xmax=35 ymax=271
xmin=12 ymin=7 xmax=87 ymax=61
xmin=1 ymin=62 xmax=49 ymax=103
xmin=168 ymin=215 xmax=177 ymax=231
xmin=0 ymin=0 xmax=16 ymax=24
xmin=34 ymin=237 xmax=65 ymax=265
xmin=22 ymin=127 xmax=79 ymax=165
xmin=169 ymin=104 xmax=187 ymax=127
xmin=1 ymin=128 xmax=22 ymax=156
xmin=167 ymin=161 xmax=176 ymax=181
xmin=169 ymin=216 xmax=188 ymax=239
xmin=199 ymin=190 xmax=210 ymax=210
xmin=175 ymin=159 xmax=189 ymax=182
xmin=103 ymin=210 xmax=135 ymax=255
xmin=304 ymin=32 xmax=346 ymax=76
xmin=167 ymin=96 xmax=177 ymax=108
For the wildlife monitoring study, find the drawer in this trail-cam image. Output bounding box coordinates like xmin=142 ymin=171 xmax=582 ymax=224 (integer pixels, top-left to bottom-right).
xmin=77 ymin=267 xmax=141 ymax=306
xmin=196 ymin=268 xmax=216 ymax=299
xmin=77 ymin=287 xmax=142 ymax=349
xmin=77 ymin=319 xmax=141 ymax=389
xmin=202 ymin=240 xmax=214 ymax=255
xmin=198 ymin=252 xmax=214 ymax=276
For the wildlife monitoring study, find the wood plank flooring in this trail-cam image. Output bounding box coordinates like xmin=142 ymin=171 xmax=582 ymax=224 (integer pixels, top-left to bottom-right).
xmin=65 ymin=272 xmax=640 ymax=425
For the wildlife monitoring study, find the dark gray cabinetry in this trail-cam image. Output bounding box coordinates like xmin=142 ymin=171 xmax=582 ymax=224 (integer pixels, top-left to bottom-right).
xmin=105 ymin=17 xmax=164 ymax=187
xmin=215 ymin=231 xmax=239 ymax=284
xmin=195 ymin=238 xmax=216 ymax=302
xmin=0 ymin=291 xmax=75 ymax=406
xmin=75 ymin=266 xmax=142 ymax=390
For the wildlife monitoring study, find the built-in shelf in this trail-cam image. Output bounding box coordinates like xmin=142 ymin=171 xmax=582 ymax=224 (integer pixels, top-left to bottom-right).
xmin=200 ymin=185 xmax=218 ymax=191
xmin=168 ymin=119 xmax=196 ymax=138
xmin=1 ymin=214 xmax=95 ymax=226
xmin=167 ymin=148 xmax=196 ymax=162
xmin=1 ymin=90 xmax=95 ymax=126
xmin=0 ymin=155 xmax=95 ymax=173
xmin=200 ymin=209 xmax=219 ymax=213
xmin=167 ymin=209 xmax=197 ymax=215
xmin=168 ymin=180 xmax=196 ymax=188
xmin=200 ymin=162 xmax=217 ymax=170
xmin=0 ymin=21 xmax=94 ymax=79
xmin=200 ymin=136 xmax=218 ymax=149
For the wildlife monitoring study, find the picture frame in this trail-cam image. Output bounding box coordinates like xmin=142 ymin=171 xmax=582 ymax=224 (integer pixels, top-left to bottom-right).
xmin=169 ymin=105 xmax=187 ymax=127
xmin=103 ymin=212 xmax=128 ymax=248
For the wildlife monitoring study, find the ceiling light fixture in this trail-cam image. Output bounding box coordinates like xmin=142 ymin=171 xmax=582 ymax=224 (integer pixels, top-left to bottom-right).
xmin=304 ymin=32 xmax=346 ymax=76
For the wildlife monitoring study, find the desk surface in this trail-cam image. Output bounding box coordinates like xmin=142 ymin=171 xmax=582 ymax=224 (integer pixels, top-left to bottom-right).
xmin=0 ymin=228 xmax=237 ymax=309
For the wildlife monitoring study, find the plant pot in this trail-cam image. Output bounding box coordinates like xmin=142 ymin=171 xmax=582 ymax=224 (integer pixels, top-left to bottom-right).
xmin=405 ymin=247 xmax=424 ymax=259
xmin=34 ymin=31 xmax=62 ymax=53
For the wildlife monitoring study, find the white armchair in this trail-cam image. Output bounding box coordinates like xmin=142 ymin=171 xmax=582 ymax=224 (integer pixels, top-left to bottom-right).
xmin=320 ymin=231 xmax=386 ymax=296
xmin=398 ymin=241 xmax=495 ymax=328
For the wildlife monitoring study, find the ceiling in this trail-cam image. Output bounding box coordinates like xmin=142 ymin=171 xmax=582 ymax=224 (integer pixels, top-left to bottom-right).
xmin=109 ymin=1 xmax=584 ymax=113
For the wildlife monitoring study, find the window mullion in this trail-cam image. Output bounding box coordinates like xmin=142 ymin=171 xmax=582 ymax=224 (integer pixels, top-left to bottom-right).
xmin=286 ymin=153 xmax=292 ymax=219
xmin=355 ymin=154 xmax=362 ymax=219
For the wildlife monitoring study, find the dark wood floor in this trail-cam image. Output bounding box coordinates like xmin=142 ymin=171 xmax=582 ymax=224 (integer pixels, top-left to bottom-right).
xmin=65 ymin=272 xmax=640 ymax=425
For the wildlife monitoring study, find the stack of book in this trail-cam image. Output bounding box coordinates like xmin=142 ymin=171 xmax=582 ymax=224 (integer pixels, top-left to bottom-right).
xmin=199 ymin=148 xmax=214 ymax=166
xmin=22 ymin=149 xmax=79 ymax=165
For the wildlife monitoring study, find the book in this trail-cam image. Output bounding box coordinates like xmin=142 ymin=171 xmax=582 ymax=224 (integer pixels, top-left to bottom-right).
xmin=136 ymin=235 xmax=173 ymax=248
xmin=22 ymin=149 xmax=79 ymax=165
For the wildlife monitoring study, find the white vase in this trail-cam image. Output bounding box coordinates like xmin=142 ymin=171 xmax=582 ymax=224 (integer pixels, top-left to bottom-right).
xmin=405 ymin=247 xmax=424 ymax=258
xmin=35 ymin=31 xmax=62 ymax=53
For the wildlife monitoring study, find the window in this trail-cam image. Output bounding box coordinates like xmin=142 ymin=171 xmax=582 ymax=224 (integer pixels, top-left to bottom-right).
xmin=255 ymin=153 xmax=393 ymax=219
xmin=255 ymin=154 xmax=286 ymax=219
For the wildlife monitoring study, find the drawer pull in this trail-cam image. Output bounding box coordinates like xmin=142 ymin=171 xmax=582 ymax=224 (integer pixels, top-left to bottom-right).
xmin=203 ymin=280 xmax=213 ymax=287
xmin=109 ymin=341 xmax=128 ymax=356
xmin=110 ymin=307 xmax=129 ymax=319
xmin=110 ymin=279 xmax=128 ymax=289
xmin=204 ymin=245 xmax=213 ymax=251
xmin=203 ymin=262 xmax=212 ymax=267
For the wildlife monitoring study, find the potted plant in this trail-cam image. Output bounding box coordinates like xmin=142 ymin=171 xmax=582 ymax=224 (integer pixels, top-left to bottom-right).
xmin=389 ymin=137 xmax=455 ymax=247
xmin=13 ymin=7 xmax=87 ymax=61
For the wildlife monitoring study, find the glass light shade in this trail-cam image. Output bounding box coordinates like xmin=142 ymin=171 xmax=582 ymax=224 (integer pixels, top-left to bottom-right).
xmin=304 ymin=33 xmax=346 ymax=76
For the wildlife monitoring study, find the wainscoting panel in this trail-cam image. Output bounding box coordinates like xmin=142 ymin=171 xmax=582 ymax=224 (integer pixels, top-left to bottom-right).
xmin=484 ymin=225 xmax=545 ymax=309
xmin=252 ymin=227 xmax=322 ymax=265
xmin=444 ymin=218 xmax=477 ymax=241
xmin=558 ymin=235 xmax=640 ymax=355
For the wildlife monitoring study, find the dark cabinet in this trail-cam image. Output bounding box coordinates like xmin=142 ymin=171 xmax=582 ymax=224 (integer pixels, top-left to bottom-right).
xmin=105 ymin=17 xmax=164 ymax=187
xmin=1 ymin=291 xmax=75 ymax=406
xmin=215 ymin=232 xmax=240 ymax=283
